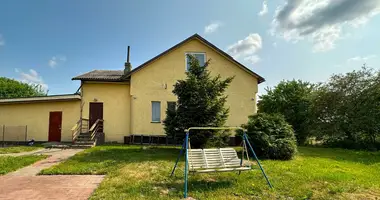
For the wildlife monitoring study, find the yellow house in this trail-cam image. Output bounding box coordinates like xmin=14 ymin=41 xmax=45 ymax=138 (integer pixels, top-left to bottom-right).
xmin=0 ymin=34 xmax=264 ymax=144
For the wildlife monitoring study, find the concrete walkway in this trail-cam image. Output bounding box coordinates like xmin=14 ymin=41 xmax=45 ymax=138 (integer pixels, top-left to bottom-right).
xmin=7 ymin=149 xmax=83 ymax=176
xmin=0 ymin=148 xmax=105 ymax=200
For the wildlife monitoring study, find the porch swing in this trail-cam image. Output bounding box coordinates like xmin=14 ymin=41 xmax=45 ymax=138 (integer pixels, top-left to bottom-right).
xmin=170 ymin=127 xmax=273 ymax=198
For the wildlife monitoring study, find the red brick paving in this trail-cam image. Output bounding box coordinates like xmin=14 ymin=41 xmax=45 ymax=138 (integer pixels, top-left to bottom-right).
xmin=0 ymin=149 xmax=104 ymax=200
xmin=0 ymin=175 xmax=104 ymax=200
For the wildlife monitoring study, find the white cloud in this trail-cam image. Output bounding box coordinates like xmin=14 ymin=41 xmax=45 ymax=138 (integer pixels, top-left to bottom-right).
xmin=227 ymin=33 xmax=263 ymax=65
xmin=270 ymin=0 xmax=380 ymax=52
xmin=244 ymin=55 xmax=261 ymax=64
xmin=48 ymin=55 xmax=67 ymax=68
xmin=18 ymin=69 xmax=48 ymax=91
xmin=204 ymin=22 xmax=222 ymax=34
xmin=0 ymin=34 xmax=4 ymax=46
xmin=347 ymin=54 xmax=377 ymax=63
xmin=258 ymin=1 xmax=268 ymax=16
xmin=227 ymin=33 xmax=262 ymax=59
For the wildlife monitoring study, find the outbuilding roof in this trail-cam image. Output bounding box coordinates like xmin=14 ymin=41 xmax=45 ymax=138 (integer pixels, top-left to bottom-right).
xmin=0 ymin=94 xmax=81 ymax=104
xmin=72 ymin=70 xmax=124 ymax=82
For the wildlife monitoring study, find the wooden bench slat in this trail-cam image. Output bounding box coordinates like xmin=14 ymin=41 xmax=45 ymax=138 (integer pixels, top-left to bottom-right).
xmin=187 ymin=148 xmax=251 ymax=173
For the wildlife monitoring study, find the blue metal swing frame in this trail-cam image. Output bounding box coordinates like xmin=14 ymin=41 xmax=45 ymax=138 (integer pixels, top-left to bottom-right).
xmin=170 ymin=127 xmax=273 ymax=198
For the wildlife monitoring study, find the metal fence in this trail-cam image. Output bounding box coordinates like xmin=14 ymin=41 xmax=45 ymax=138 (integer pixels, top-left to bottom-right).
xmin=1 ymin=125 xmax=28 ymax=147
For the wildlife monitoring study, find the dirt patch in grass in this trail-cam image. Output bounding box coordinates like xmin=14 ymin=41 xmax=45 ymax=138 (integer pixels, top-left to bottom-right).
xmin=341 ymin=190 xmax=380 ymax=200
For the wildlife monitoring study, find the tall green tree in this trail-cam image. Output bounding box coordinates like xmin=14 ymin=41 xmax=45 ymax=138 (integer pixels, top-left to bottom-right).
xmin=310 ymin=66 xmax=380 ymax=149
xmin=258 ymin=80 xmax=314 ymax=145
xmin=0 ymin=77 xmax=46 ymax=99
xmin=164 ymin=55 xmax=234 ymax=148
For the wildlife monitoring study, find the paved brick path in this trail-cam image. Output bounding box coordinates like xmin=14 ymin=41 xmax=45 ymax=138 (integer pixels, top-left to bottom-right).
xmin=0 ymin=175 xmax=104 ymax=200
xmin=0 ymin=148 xmax=105 ymax=200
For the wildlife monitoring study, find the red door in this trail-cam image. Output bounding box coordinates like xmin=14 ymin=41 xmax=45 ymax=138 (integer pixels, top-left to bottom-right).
xmin=48 ymin=111 xmax=62 ymax=142
xmin=89 ymin=102 xmax=103 ymax=128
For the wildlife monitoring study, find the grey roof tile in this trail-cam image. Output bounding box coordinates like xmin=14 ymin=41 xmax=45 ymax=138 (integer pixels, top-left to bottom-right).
xmin=72 ymin=70 xmax=125 ymax=81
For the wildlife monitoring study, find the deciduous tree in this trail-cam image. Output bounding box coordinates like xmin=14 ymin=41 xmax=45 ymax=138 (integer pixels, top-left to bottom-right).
xmin=0 ymin=77 xmax=46 ymax=99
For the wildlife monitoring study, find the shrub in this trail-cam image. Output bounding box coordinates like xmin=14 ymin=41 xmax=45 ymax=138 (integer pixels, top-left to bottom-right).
xmin=258 ymin=80 xmax=314 ymax=145
xmin=240 ymin=113 xmax=297 ymax=160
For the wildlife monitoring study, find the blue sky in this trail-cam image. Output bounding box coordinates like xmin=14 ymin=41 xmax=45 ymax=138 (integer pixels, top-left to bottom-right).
xmin=1 ymin=0 xmax=380 ymax=95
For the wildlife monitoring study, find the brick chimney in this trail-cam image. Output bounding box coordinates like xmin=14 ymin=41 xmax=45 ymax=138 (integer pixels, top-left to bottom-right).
xmin=124 ymin=46 xmax=132 ymax=75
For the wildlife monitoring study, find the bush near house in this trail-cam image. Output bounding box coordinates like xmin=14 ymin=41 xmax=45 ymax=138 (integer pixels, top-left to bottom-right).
xmin=258 ymin=80 xmax=314 ymax=145
xmin=240 ymin=113 xmax=297 ymax=160
xmin=164 ymin=55 xmax=234 ymax=148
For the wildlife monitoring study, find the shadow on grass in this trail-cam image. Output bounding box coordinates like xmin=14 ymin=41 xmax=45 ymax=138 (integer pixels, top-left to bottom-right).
xmin=298 ymin=146 xmax=380 ymax=165
xmin=159 ymin=178 xmax=235 ymax=193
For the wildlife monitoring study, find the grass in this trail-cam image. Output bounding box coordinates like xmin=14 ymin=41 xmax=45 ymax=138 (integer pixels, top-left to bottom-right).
xmin=40 ymin=145 xmax=380 ymax=200
xmin=0 ymin=145 xmax=43 ymax=154
xmin=0 ymin=155 xmax=48 ymax=175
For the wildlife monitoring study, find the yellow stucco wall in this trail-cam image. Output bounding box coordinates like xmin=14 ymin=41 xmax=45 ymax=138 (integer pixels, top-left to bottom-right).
xmin=130 ymin=38 xmax=258 ymax=135
xmin=81 ymin=82 xmax=130 ymax=142
xmin=0 ymin=101 xmax=80 ymax=142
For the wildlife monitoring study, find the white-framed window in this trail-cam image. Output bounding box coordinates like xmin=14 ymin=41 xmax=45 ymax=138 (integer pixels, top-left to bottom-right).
xmin=151 ymin=101 xmax=161 ymax=122
xmin=185 ymin=52 xmax=206 ymax=71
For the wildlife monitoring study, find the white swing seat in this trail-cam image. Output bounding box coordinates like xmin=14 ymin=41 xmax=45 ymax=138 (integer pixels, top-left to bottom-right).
xmin=187 ymin=148 xmax=251 ymax=173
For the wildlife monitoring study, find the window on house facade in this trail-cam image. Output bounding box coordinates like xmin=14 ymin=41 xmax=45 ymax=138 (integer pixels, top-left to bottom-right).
xmin=186 ymin=52 xmax=206 ymax=71
xmin=167 ymin=101 xmax=176 ymax=112
xmin=151 ymin=101 xmax=161 ymax=122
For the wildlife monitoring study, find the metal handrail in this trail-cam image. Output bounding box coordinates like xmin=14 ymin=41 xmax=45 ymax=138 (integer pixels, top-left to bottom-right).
xmin=71 ymin=119 xmax=82 ymax=143
xmin=71 ymin=118 xmax=90 ymax=143
xmin=90 ymin=119 xmax=104 ymax=141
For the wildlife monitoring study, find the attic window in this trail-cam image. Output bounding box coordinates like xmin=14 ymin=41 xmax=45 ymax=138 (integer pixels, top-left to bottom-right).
xmin=185 ymin=52 xmax=206 ymax=71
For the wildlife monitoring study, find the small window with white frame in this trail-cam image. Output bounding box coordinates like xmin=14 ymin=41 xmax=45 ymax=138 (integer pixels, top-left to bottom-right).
xmin=151 ymin=101 xmax=161 ymax=123
xmin=185 ymin=52 xmax=206 ymax=71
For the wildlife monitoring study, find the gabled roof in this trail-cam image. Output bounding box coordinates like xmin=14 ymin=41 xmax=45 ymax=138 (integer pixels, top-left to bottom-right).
xmin=72 ymin=70 xmax=124 ymax=82
xmin=72 ymin=34 xmax=265 ymax=83
xmin=0 ymin=94 xmax=81 ymax=104
xmin=126 ymin=34 xmax=265 ymax=83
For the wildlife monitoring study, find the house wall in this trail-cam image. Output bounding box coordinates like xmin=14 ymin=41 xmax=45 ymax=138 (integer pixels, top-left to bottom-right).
xmin=0 ymin=101 xmax=80 ymax=142
xmin=81 ymin=82 xmax=130 ymax=142
xmin=130 ymin=38 xmax=258 ymax=135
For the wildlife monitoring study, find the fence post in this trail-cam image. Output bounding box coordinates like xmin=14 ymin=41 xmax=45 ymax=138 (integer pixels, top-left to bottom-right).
xmin=25 ymin=125 xmax=28 ymax=144
xmin=2 ymin=125 xmax=5 ymax=147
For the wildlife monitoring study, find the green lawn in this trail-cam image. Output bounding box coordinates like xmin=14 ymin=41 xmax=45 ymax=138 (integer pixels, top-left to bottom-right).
xmin=40 ymin=145 xmax=380 ymax=200
xmin=0 ymin=155 xmax=48 ymax=175
xmin=0 ymin=145 xmax=42 ymax=154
